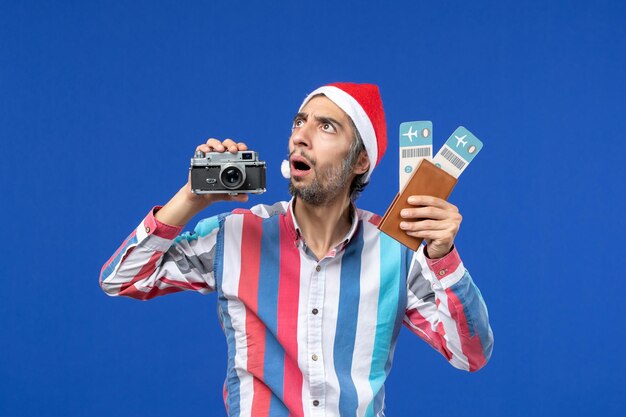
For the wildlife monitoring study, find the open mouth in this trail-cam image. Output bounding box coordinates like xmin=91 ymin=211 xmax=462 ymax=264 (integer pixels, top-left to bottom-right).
xmin=293 ymin=160 xmax=311 ymax=171
xmin=291 ymin=155 xmax=312 ymax=175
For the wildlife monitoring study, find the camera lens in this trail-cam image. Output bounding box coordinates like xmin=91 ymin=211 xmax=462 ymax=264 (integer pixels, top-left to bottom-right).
xmin=220 ymin=166 xmax=245 ymax=189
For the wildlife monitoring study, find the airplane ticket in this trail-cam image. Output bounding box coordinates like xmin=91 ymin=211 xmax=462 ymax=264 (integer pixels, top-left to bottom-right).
xmin=432 ymin=126 xmax=483 ymax=179
xmin=399 ymin=121 xmax=433 ymax=190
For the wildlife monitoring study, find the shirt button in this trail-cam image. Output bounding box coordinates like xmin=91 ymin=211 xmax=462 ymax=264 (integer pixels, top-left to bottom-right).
xmin=312 ymin=354 xmax=318 ymax=361
xmin=145 ymin=226 xmax=151 ymax=233
xmin=313 ymin=400 xmax=320 ymax=407
xmin=312 ymin=308 xmax=319 ymax=315
xmin=316 ymin=265 xmax=321 ymax=272
xmin=438 ymin=270 xmax=446 ymax=276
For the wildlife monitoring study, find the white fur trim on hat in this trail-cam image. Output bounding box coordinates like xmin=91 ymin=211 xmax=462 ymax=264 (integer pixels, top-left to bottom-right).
xmin=300 ymin=86 xmax=377 ymax=182
xmin=281 ymin=159 xmax=290 ymax=179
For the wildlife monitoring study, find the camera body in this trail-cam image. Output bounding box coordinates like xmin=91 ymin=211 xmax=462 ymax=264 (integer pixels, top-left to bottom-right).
xmin=190 ymin=150 xmax=266 ymax=194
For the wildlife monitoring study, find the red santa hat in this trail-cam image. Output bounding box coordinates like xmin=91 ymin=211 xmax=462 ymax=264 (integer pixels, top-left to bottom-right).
xmin=282 ymin=82 xmax=387 ymax=182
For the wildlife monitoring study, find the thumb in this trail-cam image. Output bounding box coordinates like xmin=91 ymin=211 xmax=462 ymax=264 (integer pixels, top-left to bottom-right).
xmin=228 ymin=193 xmax=249 ymax=203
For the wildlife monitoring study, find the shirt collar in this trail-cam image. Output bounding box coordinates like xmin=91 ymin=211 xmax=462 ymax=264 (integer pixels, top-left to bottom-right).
xmin=286 ymin=197 xmax=360 ymax=252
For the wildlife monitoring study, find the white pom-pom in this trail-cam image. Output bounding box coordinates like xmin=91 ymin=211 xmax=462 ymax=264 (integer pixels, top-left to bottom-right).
xmin=281 ymin=159 xmax=290 ymax=179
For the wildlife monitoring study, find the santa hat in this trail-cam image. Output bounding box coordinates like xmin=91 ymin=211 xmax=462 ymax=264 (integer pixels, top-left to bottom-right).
xmin=281 ymin=82 xmax=387 ymax=182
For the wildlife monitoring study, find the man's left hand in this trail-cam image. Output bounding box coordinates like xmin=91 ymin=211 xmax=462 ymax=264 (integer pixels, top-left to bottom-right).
xmin=399 ymin=195 xmax=462 ymax=259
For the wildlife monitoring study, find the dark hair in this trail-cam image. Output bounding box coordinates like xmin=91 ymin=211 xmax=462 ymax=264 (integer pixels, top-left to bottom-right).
xmin=345 ymin=117 xmax=368 ymax=201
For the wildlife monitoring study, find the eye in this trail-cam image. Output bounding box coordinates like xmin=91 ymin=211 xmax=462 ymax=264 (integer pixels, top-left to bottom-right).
xmin=292 ymin=118 xmax=305 ymax=129
xmin=322 ymin=122 xmax=336 ymax=133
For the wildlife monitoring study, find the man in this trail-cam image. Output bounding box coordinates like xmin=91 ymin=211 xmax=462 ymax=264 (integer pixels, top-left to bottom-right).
xmin=100 ymin=82 xmax=493 ymax=417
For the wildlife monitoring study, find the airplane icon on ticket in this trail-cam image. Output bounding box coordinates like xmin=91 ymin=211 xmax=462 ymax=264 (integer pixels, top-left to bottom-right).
xmin=455 ymin=134 xmax=468 ymax=148
xmin=402 ymin=126 xmax=419 ymax=142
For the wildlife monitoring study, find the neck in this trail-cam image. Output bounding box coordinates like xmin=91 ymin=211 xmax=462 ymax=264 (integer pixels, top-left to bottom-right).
xmin=293 ymin=193 xmax=353 ymax=260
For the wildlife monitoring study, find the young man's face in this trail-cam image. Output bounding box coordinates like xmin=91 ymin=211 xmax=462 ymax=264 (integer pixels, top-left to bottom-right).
xmin=288 ymin=95 xmax=366 ymax=205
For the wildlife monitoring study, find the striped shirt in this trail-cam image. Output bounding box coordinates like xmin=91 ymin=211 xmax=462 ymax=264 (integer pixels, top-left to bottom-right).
xmin=100 ymin=200 xmax=493 ymax=417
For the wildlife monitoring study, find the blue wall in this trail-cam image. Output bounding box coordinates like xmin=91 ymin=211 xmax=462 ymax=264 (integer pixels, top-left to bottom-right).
xmin=1 ymin=1 xmax=625 ymax=416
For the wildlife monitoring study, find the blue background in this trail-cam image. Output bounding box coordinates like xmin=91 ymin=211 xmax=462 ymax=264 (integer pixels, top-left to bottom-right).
xmin=1 ymin=1 xmax=625 ymax=416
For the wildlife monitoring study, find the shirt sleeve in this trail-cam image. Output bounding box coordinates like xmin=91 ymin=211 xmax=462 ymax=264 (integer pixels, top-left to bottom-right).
xmin=403 ymin=245 xmax=494 ymax=372
xmin=99 ymin=206 xmax=223 ymax=300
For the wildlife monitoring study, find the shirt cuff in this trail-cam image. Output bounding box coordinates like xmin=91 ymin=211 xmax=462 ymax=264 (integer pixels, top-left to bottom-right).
xmin=425 ymin=245 xmax=462 ymax=280
xmin=143 ymin=206 xmax=184 ymax=240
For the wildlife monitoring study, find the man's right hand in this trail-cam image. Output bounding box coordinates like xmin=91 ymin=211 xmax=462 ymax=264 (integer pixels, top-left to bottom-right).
xmin=154 ymin=138 xmax=250 ymax=227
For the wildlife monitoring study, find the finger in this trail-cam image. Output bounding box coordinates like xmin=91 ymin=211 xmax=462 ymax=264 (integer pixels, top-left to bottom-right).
xmin=400 ymin=206 xmax=461 ymax=221
xmin=237 ymin=142 xmax=248 ymax=151
xmin=204 ymin=138 xmax=226 ymax=152
xmin=407 ymin=195 xmax=459 ymax=212
xmin=197 ymin=143 xmax=218 ymax=153
xmin=208 ymin=192 xmax=250 ymax=204
xmin=222 ymin=138 xmax=239 ymax=153
xmin=404 ymin=229 xmax=451 ymax=241
xmin=399 ymin=219 xmax=451 ymax=232
xmin=228 ymin=193 xmax=249 ymax=203
xmin=196 ymin=143 xmax=213 ymax=152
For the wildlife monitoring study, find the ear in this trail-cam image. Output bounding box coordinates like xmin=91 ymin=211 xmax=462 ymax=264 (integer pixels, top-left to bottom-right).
xmin=353 ymin=151 xmax=370 ymax=176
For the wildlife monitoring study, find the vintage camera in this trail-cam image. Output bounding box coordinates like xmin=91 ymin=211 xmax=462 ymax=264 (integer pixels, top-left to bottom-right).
xmin=190 ymin=150 xmax=266 ymax=194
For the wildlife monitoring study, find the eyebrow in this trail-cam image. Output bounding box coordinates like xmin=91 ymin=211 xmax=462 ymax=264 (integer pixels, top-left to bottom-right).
xmin=314 ymin=115 xmax=344 ymax=130
xmin=293 ymin=112 xmax=307 ymax=124
xmin=292 ymin=112 xmax=345 ymax=130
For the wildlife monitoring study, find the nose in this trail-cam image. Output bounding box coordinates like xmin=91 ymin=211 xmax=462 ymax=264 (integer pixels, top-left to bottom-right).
xmin=291 ymin=121 xmax=313 ymax=149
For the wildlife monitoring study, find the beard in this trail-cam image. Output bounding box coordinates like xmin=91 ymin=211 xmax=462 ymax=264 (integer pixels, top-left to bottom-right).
xmin=288 ymin=151 xmax=353 ymax=206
